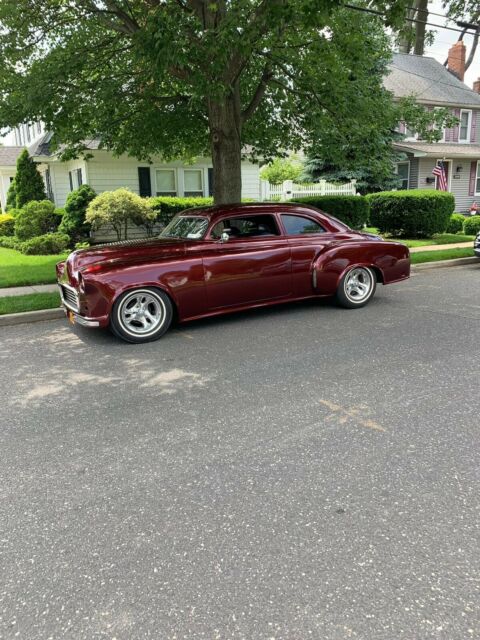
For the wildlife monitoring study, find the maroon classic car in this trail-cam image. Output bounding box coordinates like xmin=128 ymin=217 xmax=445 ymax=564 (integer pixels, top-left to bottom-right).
xmin=56 ymin=203 xmax=410 ymax=343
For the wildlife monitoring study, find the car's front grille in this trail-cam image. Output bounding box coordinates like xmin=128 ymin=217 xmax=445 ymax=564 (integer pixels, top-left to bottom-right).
xmin=60 ymin=284 xmax=79 ymax=312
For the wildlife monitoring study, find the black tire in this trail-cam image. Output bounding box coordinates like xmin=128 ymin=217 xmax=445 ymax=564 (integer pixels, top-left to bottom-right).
xmin=110 ymin=287 xmax=173 ymax=343
xmin=336 ymin=266 xmax=376 ymax=309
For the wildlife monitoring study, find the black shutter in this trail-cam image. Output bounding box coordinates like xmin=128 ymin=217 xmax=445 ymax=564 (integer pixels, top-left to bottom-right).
xmin=138 ymin=167 xmax=152 ymax=197
xmin=208 ymin=168 xmax=214 ymax=197
xmin=68 ymin=171 xmax=73 ymax=191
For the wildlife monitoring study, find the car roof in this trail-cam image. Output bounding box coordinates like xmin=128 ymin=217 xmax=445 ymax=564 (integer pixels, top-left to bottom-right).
xmin=181 ymin=202 xmax=322 ymax=222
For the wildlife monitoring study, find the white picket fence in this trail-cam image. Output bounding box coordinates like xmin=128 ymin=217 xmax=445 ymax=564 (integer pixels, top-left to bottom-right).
xmin=260 ymin=178 xmax=357 ymax=201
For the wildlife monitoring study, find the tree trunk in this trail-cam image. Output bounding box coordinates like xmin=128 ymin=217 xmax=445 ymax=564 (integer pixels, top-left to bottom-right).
xmin=413 ymin=0 xmax=428 ymax=56
xmin=207 ymin=83 xmax=242 ymax=205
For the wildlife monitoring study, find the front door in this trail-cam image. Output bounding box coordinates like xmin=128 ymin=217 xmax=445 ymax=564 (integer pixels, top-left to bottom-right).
xmin=201 ymin=214 xmax=292 ymax=310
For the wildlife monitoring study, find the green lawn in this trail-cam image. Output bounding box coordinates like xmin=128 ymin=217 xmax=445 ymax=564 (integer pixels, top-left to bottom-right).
xmin=364 ymin=228 xmax=474 ymax=247
xmin=0 ymin=248 xmax=68 ymax=288
xmin=0 ymin=292 xmax=61 ymax=315
xmin=410 ymin=247 xmax=475 ymax=264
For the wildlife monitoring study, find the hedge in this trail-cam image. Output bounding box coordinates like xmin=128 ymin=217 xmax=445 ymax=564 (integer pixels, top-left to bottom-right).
xmin=447 ymin=213 xmax=466 ymax=234
xmin=147 ymin=196 xmax=213 ymax=225
xmin=20 ymin=232 xmax=71 ymax=255
xmin=0 ymin=232 xmax=70 ymax=254
xmin=289 ymin=195 xmax=369 ymax=229
xmin=14 ymin=200 xmax=59 ymax=241
xmin=463 ymin=215 xmax=480 ymax=236
xmin=367 ymin=190 xmax=454 ymax=238
xmin=0 ymin=214 xmax=15 ymax=236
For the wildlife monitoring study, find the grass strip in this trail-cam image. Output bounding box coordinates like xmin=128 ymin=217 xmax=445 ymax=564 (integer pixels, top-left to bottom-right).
xmin=410 ymin=247 xmax=475 ymax=264
xmin=0 ymin=292 xmax=61 ymax=315
xmin=0 ymin=248 xmax=67 ymax=288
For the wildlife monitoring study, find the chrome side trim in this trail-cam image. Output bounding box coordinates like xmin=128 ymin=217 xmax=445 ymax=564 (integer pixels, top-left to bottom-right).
xmin=312 ymin=269 xmax=317 ymax=289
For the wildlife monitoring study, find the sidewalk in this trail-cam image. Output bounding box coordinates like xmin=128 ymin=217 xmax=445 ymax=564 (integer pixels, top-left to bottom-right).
xmin=0 ymin=284 xmax=58 ymax=298
xmin=409 ymin=241 xmax=472 ymax=253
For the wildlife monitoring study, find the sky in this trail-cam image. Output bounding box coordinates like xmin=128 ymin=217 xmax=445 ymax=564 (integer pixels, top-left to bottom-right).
xmin=423 ymin=0 xmax=480 ymax=87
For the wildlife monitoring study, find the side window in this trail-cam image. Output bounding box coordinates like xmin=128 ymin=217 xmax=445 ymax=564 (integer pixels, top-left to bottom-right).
xmin=281 ymin=214 xmax=325 ymax=235
xmin=211 ymin=215 xmax=279 ymax=239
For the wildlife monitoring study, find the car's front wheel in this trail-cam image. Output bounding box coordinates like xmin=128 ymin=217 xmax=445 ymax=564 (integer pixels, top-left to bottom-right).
xmin=110 ymin=287 xmax=173 ymax=343
xmin=336 ymin=266 xmax=376 ymax=309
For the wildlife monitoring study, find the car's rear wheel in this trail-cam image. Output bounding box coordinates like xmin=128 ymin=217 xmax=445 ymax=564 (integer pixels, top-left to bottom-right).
xmin=110 ymin=287 xmax=173 ymax=343
xmin=336 ymin=266 xmax=376 ymax=309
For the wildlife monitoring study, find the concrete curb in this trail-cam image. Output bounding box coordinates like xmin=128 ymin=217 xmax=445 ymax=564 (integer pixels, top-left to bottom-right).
xmin=0 ymin=307 xmax=65 ymax=327
xmin=412 ymin=256 xmax=479 ymax=271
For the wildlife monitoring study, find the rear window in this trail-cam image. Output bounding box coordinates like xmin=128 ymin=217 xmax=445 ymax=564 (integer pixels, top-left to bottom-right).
xmin=281 ymin=214 xmax=325 ymax=235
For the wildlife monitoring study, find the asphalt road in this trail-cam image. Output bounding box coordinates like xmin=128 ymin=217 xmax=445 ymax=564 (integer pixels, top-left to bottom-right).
xmin=1 ymin=264 xmax=479 ymax=640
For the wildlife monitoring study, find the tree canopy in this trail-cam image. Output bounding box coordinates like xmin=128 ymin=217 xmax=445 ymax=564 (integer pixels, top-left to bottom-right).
xmin=0 ymin=0 xmax=450 ymax=203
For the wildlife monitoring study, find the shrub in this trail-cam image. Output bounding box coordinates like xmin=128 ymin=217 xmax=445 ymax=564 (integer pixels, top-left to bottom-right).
xmin=367 ymin=190 xmax=454 ymax=238
xmin=0 ymin=214 xmax=15 ymax=236
xmin=147 ymin=196 xmax=213 ymax=226
xmin=447 ymin=213 xmax=466 ymax=234
xmin=260 ymin=156 xmax=303 ymax=184
xmin=59 ymin=184 xmax=96 ymax=242
xmin=0 ymin=235 xmax=21 ymax=250
xmin=289 ymin=195 xmax=369 ymax=229
xmin=74 ymin=241 xmax=91 ymax=250
xmin=463 ymin=215 xmax=480 ymax=236
xmin=14 ymin=200 xmax=59 ymax=240
xmin=5 ymin=179 xmax=16 ymax=211
xmin=86 ymin=188 xmax=155 ymax=240
xmin=14 ymin=149 xmax=47 ymax=208
xmin=20 ymin=232 xmax=70 ymax=255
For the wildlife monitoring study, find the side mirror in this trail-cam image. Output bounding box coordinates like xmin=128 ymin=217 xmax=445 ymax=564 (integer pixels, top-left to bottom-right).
xmin=220 ymin=231 xmax=230 ymax=243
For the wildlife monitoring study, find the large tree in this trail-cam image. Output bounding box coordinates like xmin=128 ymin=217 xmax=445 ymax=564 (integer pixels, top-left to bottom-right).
xmin=0 ymin=0 xmax=443 ymax=204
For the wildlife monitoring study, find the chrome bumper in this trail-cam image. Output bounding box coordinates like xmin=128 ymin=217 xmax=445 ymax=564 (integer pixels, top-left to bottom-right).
xmin=58 ymin=283 xmax=100 ymax=328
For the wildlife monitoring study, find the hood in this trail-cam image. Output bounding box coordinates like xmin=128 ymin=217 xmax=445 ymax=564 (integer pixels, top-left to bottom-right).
xmin=67 ymin=237 xmax=187 ymax=278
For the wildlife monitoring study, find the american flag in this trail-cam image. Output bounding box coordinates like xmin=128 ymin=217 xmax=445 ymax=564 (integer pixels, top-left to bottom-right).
xmin=432 ymin=162 xmax=448 ymax=191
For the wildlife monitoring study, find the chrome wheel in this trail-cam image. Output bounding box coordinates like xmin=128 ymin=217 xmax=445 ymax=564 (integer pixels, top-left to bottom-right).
xmin=344 ymin=267 xmax=374 ymax=303
xmin=118 ymin=290 xmax=166 ymax=337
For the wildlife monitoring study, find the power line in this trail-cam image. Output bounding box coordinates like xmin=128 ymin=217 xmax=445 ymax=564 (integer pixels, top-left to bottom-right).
xmin=342 ymin=4 xmax=479 ymax=36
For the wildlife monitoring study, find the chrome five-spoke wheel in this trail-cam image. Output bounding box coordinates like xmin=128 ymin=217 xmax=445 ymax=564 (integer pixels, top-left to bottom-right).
xmin=110 ymin=288 xmax=173 ymax=343
xmin=336 ymin=266 xmax=376 ymax=309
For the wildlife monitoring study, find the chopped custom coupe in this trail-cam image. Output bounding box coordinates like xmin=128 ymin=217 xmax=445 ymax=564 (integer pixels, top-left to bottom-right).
xmin=56 ymin=203 xmax=410 ymax=343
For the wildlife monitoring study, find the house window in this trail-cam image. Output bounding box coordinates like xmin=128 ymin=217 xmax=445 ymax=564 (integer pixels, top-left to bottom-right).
xmin=156 ymin=169 xmax=177 ymax=196
xmin=68 ymin=168 xmax=83 ymax=191
xmin=25 ymin=125 xmax=31 ymax=143
xmin=476 ymin=161 xmax=480 ymax=195
xmin=404 ymin=125 xmax=417 ymax=141
xmin=459 ymin=110 xmax=472 ymax=142
xmin=396 ymin=162 xmax=410 ymax=190
xmin=44 ymin=168 xmax=54 ymax=201
xmin=184 ymin=169 xmax=203 ymax=197
xmin=37 ymin=122 xmax=42 ymax=134
xmin=433 ymin=107 xmax=445 ymax=142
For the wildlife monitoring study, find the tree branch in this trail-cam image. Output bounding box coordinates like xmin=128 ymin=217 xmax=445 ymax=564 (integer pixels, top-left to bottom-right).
xmin=241 ymin=65 xmax=273 ymax=123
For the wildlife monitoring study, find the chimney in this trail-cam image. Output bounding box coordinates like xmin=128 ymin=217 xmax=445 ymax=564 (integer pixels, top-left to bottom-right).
xmin=473 ymin=78 xmax=480 ymax=94
xmin=447 ymin=41 xmax=466 ymax=81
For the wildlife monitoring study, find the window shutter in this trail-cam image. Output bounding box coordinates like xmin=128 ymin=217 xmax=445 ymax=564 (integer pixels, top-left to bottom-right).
xmin=68 ymin=171 xmax=73 ymax=191
xmin=138 ymin=167 xmax=152 ymax=197
xmin=469 ymin=161 xmax=477 ymax=196
xmin=77 ymin=168 xmax=83 ymax=186
xmin=208 ymin=168 xmax=214 ymax=197
xmin=453 ymin=108 xmax=460 ymax=142
xmin=471 ymin=111 xmax=477 ymax=143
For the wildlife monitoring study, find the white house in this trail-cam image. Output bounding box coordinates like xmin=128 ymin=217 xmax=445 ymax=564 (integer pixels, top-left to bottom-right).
xmin=0 ymin=129 xmax=261 ymax=211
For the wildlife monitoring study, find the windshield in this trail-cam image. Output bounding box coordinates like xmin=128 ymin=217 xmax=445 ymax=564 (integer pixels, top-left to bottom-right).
xmin=160 ymin=215 xmax=209 ymax=240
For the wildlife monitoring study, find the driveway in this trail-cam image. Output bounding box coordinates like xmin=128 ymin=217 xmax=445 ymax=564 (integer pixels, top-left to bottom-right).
xmin=1 ymin=264 xmax=479 ymax=640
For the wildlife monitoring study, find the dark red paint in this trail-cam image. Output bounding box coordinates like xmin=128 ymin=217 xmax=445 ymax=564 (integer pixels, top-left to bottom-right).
xmin=56 ymin=203 xmax=410 ymax=329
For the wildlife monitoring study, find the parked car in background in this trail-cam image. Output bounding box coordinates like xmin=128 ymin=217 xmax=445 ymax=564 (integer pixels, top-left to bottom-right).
xmin=56 ymin=203 xmax=410 ymax=343
xmin=474 ymin=232 xmax=480 ymax=258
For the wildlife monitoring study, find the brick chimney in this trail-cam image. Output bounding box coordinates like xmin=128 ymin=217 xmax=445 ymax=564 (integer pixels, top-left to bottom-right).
xmin=473 ymin=78 xmax=480 ymax=94
xmin=447 ymin=41 xmax=466 ymax=81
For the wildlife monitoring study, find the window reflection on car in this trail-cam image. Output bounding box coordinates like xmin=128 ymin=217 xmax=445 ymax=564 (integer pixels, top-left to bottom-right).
xmin=160 ymin=216 xmax=209 ymax=239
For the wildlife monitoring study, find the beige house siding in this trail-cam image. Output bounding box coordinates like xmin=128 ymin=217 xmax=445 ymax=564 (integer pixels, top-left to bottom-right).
xmin=416 ymin=157 xmax=476 ymax=212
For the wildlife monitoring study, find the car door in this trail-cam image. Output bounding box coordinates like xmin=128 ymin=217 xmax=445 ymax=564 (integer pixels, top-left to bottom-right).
xmin=280 ymin=213 xmax=334 ymax=297
xmin=201 ymin=214 xmax=292 ymax=310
